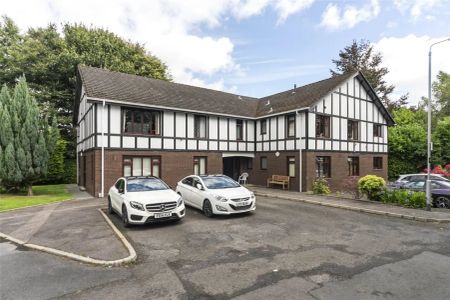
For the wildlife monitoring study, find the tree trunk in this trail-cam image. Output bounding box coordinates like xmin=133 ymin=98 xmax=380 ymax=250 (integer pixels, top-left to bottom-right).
xmin=27 ymin=184 xmax=33 ymax=196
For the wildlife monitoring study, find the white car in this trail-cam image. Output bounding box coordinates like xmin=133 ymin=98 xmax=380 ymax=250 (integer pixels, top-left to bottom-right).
xmin=176 ymin=175 xmax=256 ymax=217
xmin=108 ymin=176 xmax=185 ymax=227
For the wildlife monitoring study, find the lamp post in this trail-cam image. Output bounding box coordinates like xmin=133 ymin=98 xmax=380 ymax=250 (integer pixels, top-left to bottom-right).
xmin=426 ymin=38 xmax=450 ymax=211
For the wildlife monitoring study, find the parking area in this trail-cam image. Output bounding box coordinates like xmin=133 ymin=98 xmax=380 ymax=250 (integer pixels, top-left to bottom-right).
xmin=2 ymin=195 xmax=450 ymax=299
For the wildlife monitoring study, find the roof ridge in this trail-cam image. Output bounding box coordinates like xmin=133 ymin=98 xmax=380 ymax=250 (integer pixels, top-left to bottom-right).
xmin=261 ymin=72 xmax=354 ymax=99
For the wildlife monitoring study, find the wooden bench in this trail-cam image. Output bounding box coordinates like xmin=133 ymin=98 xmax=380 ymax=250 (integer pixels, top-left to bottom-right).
xmin=267 ymin=175 xmax=290 ymax=190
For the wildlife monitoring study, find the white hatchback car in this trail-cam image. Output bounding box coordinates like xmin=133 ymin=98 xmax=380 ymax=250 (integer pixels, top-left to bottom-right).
xmin=108 ymin=176 xmax=185 ymax=227
xmin=176 ymin=175 xmax=256 ymax=217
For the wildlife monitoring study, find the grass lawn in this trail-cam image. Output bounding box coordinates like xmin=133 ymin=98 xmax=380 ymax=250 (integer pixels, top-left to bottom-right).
xmin=0 ymin=184 xmax=73 ymax=211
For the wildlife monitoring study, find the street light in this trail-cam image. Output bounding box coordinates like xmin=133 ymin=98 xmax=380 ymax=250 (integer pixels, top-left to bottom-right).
xmin=426 ymin=38 xmax=450 ymax=211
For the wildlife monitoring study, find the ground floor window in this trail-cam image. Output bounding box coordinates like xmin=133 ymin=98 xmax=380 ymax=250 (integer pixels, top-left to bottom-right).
xmin=316 ymin=156 xmax=331 ymax=178
xmin=348 ymin=157 xmax=359 ymax=176
xmin=373 ymin=157 xmax=383 ymax=169
xmin=260 ymin=156 xmax=267 ymax=170
xmin=194 ymin=156 xmax=207 ymax=175
xmin=123 ymin=156 xmax=160 ymax=177
xmin=287 ymin=157 xmax=296 ymax=177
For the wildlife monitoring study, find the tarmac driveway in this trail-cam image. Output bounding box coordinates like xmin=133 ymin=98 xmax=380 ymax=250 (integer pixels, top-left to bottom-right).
xmin=1 ymin=195 xmax=450 ymax=299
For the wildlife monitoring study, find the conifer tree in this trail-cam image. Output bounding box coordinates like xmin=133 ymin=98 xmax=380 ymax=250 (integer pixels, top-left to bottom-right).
xmin=0 ymin=76 xmax=57 ymax=194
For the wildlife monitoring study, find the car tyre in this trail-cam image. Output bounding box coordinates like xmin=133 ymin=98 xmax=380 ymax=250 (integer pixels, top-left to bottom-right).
xmin=203 ymin=199 xmax=214 ymax=218
xmin=434 ymin=196 xmax=449 ymax=209
xmin=122 ymin=205 xmax=131 ymax=227
xmin=107 ymin=197 xmax=114 ymax=215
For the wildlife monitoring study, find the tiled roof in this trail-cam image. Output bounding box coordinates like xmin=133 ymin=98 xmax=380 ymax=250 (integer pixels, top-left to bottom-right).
xmin=76 ymin=65 xmax=393 ymax=125
xmin=257 ymin=72 xmax=354 ymax=116
xmin=78 ymin=65 xmax=259 ymax=117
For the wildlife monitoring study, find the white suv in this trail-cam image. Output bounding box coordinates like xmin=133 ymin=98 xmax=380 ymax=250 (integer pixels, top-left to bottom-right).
xmin=176 ymin=175 xmax=256 ymax=217
xmin=108 ymin=176 xmax=185 ymax=227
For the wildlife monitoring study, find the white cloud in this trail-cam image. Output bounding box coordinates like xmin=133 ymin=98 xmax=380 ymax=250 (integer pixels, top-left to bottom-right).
xmin=0 ymin=0 xmax=315 ymax=91
xmin=373 ymin=35 xmax=450 ymax=104
xmin=274 ymin=0 xmax=315 ymax=24
xmin=393 ymin=0 xmax=440 ymax=19
xmin=320 ymin=0 xmax=380 ymax=31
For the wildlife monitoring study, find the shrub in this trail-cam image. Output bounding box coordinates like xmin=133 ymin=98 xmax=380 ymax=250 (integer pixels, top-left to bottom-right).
xmin=380 ymin=189 xmax=426 ymax=209
xmin=342 ymin=176 xmax=360 ymax=199
xmin=358 ymin=175 xmax=386 ymax=201
xmin=312 ymin=177 xmax=331 ymax=195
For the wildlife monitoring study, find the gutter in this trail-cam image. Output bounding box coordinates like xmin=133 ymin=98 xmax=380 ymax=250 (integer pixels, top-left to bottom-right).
xmin=99 ymin=100 xmax=105 ymax=198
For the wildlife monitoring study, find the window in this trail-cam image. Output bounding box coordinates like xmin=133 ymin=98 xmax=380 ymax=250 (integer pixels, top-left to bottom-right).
xmin=123 ymin=156 xmax=160 ymax=177
xmin=182 ymin=177 xmax=193 ymax=186
xmin=373 ymin=124 xmax=383 ymax=138
xmin=246 ymin=158 xmax=253 ymax=169
xmin=347 ymin=120 xmax=359 ymax=140
xmin=260 ymin=119 xmax=267 ymax=135
xmin=193 ymin=178 xmax=204 ymax=190
xmin=373 ymin=157 xmax=383 ymax=170
xmin=236 ymin=119 xmax=244 ymax=140
xmin=348 ymin=157 xmax=359 ymax=176
xmin=286 ymin=114 xmax=296 ymax=137
xmin=316 ymin=156 xmax=331 ymax=178
xmin=122 ymin=108 xmax=160 ymax=135
xmin=115 ymin=179 xmax=125 ymax=190
xmin=287 ymin=157 xmax=296 ymax=177
xmin=194 ymin=115 xmax=207 ymax=138
xmin=260 ymin=156 xmax=268 ymax=170
xmin=193 ymin=157 xmax=207 ymax=175
xmin=316 ymin=115 xmax=330 ymax=138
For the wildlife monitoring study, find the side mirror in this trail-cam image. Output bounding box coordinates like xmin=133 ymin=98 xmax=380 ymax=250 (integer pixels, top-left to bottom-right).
xmin=118 ymin=188 xmax=124 ymax=194
xmin=196 ymin=183 xmax=203 ymax=190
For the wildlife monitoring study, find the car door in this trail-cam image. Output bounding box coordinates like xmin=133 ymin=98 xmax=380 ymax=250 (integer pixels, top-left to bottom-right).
xmin=191 ymin=177 xmax=206 ymax=208
xmin=178 ymin=177 xmax=196 ymax=207
xmin=111 ymin=179 xmax=125 ymax=211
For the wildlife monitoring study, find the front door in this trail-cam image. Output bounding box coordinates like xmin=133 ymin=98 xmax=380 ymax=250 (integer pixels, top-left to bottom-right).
xmin=223 ymin=157 xmax=241 ymax=181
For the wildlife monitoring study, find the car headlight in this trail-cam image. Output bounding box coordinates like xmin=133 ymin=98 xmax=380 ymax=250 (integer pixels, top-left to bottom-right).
xmin=177 ymin=196 xmax=183 ymax=207
xmin=130 ymin=201 xmax=144 ymax=211
xmin=250 ymin=193 xmax=255 ymax=199
xmin=213 ymin=194 xmax=228 ymax=202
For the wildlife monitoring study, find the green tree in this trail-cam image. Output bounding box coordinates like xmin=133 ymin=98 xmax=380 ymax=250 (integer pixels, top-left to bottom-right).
xmin=330 ymin=39 xmax=403 ymax=110
xmin=433 ymin=71 xmax=450 ymax=117
xmin=433 ymin=117 xmax=450 ymax=165
xmin=0 ymin=17 xmax=170 ymax=169
xmin=0 ymin=77 xmax=57 ymax=195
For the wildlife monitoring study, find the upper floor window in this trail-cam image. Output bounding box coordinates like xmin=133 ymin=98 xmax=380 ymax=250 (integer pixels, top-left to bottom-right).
xmin=261 ymin=119 xmax=267 ymax=135
xmin=347 ymin=120 xmax=359 ymax=140
xmin=316 ymin=115 xmax=330 ymax=138
xmin=236 ymin=119 xmax=243 ymax=140
xmin=194 ymin=115 xmax=207 ymax=138
xmin=373 ymin=124 xmax=383 ymax=138
xmin=286 ymin=114 xmax=296 ymax=137
xmin=123 ymin=108 xmax=161 ymax=135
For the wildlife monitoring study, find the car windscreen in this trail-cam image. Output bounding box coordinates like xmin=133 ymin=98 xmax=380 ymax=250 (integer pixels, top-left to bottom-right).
xmin=202 ymin=176 xmax=240 ymax=189
xmin=127 ymin=178 xmax=169 ymax=192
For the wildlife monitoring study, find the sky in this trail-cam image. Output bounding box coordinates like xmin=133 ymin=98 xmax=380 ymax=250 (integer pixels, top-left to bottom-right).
xmin=1 ymin=0 xmax=450 ymax=105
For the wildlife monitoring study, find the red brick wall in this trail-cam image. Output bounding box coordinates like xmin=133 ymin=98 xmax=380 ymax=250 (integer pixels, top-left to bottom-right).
xmin=79 ymin=149 xmax=388 ymax=197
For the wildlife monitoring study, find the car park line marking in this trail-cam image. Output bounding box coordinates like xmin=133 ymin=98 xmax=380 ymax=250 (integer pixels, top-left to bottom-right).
xmin=0 ymin=208 xmax=137 ymax=266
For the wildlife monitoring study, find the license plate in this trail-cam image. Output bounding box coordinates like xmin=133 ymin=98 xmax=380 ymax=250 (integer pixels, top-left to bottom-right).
xmin=154 ymin=212 xmax=172 ymax=218
xmin=235 ymin=201 xmax=250 ymax=207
